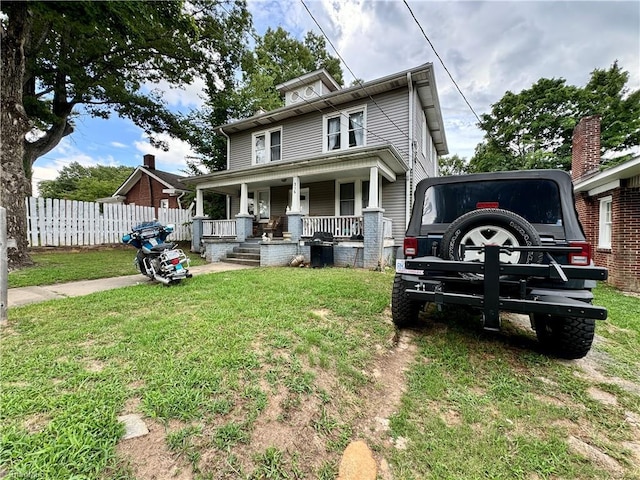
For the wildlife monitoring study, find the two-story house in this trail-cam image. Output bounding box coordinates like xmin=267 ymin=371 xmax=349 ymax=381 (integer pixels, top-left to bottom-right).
xmin=187 ymin=63 xmax=448 ymax=268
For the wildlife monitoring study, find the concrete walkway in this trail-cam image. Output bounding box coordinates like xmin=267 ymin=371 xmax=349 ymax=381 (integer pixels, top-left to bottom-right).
xmin=8 ymin=262 xmax=252 ymax=308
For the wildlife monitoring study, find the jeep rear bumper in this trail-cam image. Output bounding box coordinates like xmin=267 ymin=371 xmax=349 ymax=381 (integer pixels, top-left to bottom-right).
xmin=404 ymin=244 xmax=608 ymax=330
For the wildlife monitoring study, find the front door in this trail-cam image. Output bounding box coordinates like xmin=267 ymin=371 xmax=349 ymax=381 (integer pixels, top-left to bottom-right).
xmin=256 ymin=189 xmax=270 ymax=222
xmin=289 ymin=187 xmax=309 ymax=215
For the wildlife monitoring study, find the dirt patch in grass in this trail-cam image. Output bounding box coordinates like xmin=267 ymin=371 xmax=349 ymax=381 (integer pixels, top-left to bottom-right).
xmin=116 ymin=308 xmax=417 ymax=479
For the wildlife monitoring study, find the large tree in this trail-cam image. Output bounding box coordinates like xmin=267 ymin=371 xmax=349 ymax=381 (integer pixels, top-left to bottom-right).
xmin=469 ymin=62 xmax=640 ymax=173
xmin=1 ymin=0 xmax=251 ymax=268
xmin=38 ymin=163 xmax=134 ymax=202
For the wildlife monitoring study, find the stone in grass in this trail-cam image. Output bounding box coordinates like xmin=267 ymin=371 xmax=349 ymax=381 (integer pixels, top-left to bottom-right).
xmin=338 ymin=440 xmax=377 ymax=480
xmin=118 ymin=414 xmax=149 ymax=440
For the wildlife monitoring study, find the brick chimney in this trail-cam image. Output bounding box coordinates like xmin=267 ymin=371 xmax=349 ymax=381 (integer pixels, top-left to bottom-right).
xmin=143 ymin=154 xmax=156 ymax=170
xmin=571 ymin=116 xmax=601 ymax=181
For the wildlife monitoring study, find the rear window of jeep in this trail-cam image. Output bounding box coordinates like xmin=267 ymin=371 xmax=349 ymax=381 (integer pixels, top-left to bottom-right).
xmin=421 ymin=179 xmax=562 ymax=225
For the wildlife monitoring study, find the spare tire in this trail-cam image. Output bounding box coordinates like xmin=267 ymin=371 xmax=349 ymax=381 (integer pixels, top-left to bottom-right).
xmin=441 ymin=209 xmax=543 ymax=275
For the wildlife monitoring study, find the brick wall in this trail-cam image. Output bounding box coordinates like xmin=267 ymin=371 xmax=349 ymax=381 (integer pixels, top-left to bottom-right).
xmin=572 ymin=116 xmax=640 ymax=292
xmin=571 ymin=116 xmax=601 ymax=182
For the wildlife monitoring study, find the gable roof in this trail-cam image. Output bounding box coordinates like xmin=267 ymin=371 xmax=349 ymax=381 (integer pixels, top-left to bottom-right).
xmin=216 ymin=63 xmax=448 ymax=155
xmin=113 ymin=165 xmax=191 ymax=197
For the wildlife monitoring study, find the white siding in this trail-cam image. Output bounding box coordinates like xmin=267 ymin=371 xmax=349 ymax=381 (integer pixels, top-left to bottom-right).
xmin=227 ymin=88 xmax=411 ymax=171
xmin=381 ymin=176 xmax=408 ymax=241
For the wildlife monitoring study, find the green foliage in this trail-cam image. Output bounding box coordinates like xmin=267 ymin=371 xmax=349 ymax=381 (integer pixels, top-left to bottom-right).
xmin=37 ymin=162 xmax=133 ymax=201
xmin=13 ymin=0 xmax=251 ymax=166
xmin=438 ymin=154 xmax=469 ymax=176
xmin=470 ymin=62 xmax=640 ymax=172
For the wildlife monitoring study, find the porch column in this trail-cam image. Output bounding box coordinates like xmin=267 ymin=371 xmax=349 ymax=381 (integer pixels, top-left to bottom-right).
xmin=236 ymin=182 xmax=253 ymax=242
xmin=368 ymin=167 xmax=379 ymax=209
xmin=362 ymin=207 xmax=385 ymax=269
xmin=239 ymin=183 xmax=249 ymax=215
xmin=291 ymin=176 xmax=301 ymax=213
xmin=286 ymin=212 xmax=303 ymax=242
xmin=196 ymin=188 xmax=204 ymax=217
xmin=192 ymin=187 xmax=208 ymax=253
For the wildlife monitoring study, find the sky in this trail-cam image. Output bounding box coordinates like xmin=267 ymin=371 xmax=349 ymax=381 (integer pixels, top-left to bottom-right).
xmin=32 ymin=0 xmax=640 ymax=195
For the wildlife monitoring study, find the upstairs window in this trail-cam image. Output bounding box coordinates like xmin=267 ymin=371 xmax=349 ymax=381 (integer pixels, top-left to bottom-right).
xmin=324 ymin=106 xmax=366 ymax=152
xmin=252 ymin=127 xmax=282 ymax=165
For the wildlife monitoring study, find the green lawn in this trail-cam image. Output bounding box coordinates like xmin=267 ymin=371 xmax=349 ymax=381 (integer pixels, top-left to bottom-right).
xmin=8 ymin=244 xmax=205 ymax=288
xmin=2 ymin=263 xmax=638 ymax=479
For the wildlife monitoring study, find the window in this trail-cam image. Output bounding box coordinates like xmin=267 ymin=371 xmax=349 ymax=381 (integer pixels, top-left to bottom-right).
xmin=421 ymin=179 xmax=562 ymax=225
xmin=252 ymin=127 xmax=282 ymax=165
xmin=340 ymin=183 xmax=355 ymax=215
xmin=336 ymin=180 xmax=370 ymax=216
xmin=160 ymin=199 xmax=169 ymax=209
xmin=324 ymin=106 xmax=366 ymax=152
xmin=598 ymin=196 xmax=612 ymax=249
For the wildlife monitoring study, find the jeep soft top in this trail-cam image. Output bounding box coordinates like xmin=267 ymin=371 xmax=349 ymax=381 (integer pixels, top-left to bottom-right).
xmin=392 ymin=169 xmax=608 ymax=359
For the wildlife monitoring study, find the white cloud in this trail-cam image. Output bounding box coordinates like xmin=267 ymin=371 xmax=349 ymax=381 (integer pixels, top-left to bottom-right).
xmin=133 ymin=133 xmax=197 ymax=174
xmin=110 ymin=141 xmax=127 ymax=148
xmin=289 ymin=0 xmax=639 ymax=159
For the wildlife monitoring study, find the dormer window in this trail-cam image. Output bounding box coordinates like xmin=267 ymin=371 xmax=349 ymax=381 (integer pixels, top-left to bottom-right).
xmin=252 ymin=127 xmax=282 ymax=165
xmin=323 ymin=106 xmax=366 ymax=152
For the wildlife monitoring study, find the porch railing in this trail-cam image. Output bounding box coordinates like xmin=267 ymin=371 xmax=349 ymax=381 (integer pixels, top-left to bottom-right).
xmin=202 ymin=219 xmax=236 ymax=237
xmin=302 ymin=216 xmax=363 ymax=238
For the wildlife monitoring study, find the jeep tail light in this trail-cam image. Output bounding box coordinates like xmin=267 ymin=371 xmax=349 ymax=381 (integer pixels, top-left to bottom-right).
xmin=569 ymin=241 xmax=591 ymax=265
xmin=404 ymin=237 xmax=418 ymax=257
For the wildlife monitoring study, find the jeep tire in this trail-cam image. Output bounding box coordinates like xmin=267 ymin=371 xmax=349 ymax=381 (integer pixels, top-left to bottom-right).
xmin=391 ymin=274 xmax=423 ymax=327
xmin=533 ymin=314 xmax=596 ymax=359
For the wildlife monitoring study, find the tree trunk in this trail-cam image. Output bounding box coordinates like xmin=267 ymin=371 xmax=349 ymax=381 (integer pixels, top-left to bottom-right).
xmin=1 ymin=3 xmax=34 ymax=269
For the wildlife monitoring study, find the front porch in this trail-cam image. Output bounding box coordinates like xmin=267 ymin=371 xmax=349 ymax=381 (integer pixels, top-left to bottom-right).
xmin=193 ymin=213 xmax=396 ymax=269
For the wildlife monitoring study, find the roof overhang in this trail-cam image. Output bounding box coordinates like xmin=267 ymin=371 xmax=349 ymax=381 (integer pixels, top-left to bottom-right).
xmin=574 ymin=156 xmax=640 ymax=195
xmin=184 ymin=144 xmax=408 ymax=195
xmin=114 ymin=167 xmax=182 ymax=196
xmin=216 ymin=63 xmax=448 ymax=155
xmin=276 ymin=68 xmax=340 ymax=94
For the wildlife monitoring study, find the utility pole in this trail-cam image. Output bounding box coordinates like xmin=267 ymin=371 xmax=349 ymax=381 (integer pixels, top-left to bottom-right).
xmin=1 ymin=206 xmax=8 ymax=322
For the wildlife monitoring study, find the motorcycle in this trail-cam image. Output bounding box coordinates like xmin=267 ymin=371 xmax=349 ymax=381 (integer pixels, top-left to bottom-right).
xmin=122 ymin=221 xmax=192 ymax=285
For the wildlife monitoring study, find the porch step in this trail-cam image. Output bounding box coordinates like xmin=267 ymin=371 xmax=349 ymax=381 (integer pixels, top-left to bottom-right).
xmin=223 ymin=241 xmax=261 ymax=266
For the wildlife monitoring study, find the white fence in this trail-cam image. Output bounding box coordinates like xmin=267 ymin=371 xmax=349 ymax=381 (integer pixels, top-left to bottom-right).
xmin=25 ymin=197 xmax=193 ymax=247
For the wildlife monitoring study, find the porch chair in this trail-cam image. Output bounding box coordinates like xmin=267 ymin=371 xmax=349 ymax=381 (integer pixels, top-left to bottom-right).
xmin=263 ymin=216 xmax=282 ymax=238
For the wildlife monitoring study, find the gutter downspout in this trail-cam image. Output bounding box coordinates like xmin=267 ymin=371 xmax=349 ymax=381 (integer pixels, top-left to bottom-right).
xmin=406 ymin=72 xmax=414 ymax=229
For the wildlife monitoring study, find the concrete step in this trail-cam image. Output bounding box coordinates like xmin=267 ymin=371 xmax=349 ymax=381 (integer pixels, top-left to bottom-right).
xmin=228 ymin=251 xmax=260 ymax=260
xmin=235 ymin=247 xmax=260 ymax=254
xmin=222 ymin=257 xmax=260 ymax=267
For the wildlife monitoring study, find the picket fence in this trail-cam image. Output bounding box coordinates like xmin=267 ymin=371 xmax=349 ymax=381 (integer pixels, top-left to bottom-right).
xmin=25 ymin=197 xmax=193 ymax=247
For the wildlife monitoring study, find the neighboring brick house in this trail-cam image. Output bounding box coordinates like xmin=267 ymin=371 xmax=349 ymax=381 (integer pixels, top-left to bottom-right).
xmin=572 ymin=116 xmax=640 ymax=293
xmin=108 ymin=154 xmax=192 ymax=212
xmin=186 ymin=64 xmax=449 ymax=268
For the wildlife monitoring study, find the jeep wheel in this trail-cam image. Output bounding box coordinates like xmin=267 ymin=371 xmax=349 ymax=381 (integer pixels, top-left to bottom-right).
xmin=441 ymin=208 xmax=543 ymax=276
xmin=391 ymin=274 xmax=423 ymax=327
xmin=533 ymin=314 xmax=595 ymax=359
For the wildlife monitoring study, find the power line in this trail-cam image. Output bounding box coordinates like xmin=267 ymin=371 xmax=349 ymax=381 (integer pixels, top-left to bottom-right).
xmin=403 ymin=0 xmax=482 ymax=126
xmin=299 ymin=0 xmax=411 ymax=143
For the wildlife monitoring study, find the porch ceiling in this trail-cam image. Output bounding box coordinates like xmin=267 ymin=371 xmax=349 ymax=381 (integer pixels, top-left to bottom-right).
xmin=187 ymin=144 xmax=408 ymax=194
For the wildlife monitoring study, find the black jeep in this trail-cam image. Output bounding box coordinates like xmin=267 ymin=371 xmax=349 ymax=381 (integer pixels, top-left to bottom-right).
xmin=392 ymin=170 xmax=608 ymax=359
